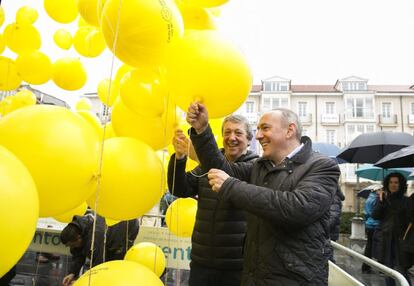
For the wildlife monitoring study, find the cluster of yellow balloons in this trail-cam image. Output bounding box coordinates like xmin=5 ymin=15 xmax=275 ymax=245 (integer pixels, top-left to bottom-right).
xmin=0 ymin=89 xmax=37 ymax=117
xmin=0 ymin=105 xmax=101 ymax=217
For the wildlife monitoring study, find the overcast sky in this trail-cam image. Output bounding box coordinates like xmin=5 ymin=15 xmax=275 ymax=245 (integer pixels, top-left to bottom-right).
xmin=2 ymin=0 xmax=414 ymax=105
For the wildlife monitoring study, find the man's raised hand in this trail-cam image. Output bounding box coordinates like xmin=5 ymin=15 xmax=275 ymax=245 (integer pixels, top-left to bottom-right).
xmin=186 ymin=102 xmax=209 ymax=134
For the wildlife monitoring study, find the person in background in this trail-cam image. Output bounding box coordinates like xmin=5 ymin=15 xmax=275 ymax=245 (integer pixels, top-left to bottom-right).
xmin=372 ymin=173 xmax=412 ymax=286
xmin=187 ymin=103 xmax=340 ymax=285
xmin=361 ymin=185 xmax=382 ymax=273
xmin=167 ymin=115 xmax=258 ymax=286
xmin=106 ymin=219 xmax=140 ymax=261
xmin=329 ymin=185 xmax=345 ymax=262
xmin=60 ymin=213 xmax=106 ymax=286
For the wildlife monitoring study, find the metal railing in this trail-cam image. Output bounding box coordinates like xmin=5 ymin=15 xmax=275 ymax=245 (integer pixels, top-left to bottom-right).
xmin=331 ymin=241 xmax=410 ymax=286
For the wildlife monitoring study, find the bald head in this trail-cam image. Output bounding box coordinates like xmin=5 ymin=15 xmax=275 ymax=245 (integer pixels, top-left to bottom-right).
xmin=264 ymin=108 xmax=302 ymax=141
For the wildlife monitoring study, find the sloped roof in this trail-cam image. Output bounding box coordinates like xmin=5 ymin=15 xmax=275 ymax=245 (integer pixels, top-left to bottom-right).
xmin=290 ymin=85 xmax=338 ymax=92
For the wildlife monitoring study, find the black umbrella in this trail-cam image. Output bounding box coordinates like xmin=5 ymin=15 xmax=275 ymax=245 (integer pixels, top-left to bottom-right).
xmin=357 ymin=184 xmax=383 ymax=199
xmin=336 ymin=132 xmax=414 ymax=164
xmin=374 ymin=145 xmax=414 ymax=168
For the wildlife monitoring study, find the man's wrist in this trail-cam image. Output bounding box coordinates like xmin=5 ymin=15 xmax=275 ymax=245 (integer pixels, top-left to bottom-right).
xmin=195 ymin=124 xmax=208 ymax=134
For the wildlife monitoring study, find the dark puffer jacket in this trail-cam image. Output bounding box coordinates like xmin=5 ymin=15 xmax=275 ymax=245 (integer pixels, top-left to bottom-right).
xmin=329 ymin=186 xmax=345 ymax=241
xmin=191 ymin=126 xmax=340 ymax=286
xmin=167 ymin=149 xmax=258 ymax=270
xmin=68 ymin=214 xmax=106 ymax=276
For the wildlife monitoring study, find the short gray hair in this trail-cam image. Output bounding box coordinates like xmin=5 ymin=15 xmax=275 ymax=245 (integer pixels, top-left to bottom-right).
xmin=271 ymin=108 xmax=302 ymax=141
xmin=222 ymin=114 xmax=254 ymax=141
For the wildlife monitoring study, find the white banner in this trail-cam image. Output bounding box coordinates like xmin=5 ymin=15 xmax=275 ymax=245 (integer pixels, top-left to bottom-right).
xmin=28 ymin=219 xmax=192 ymax=269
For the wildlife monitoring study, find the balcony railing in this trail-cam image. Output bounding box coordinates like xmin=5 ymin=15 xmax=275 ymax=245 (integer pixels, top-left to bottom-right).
xmin=244 ymin=113 xmax=259 ymax=124
xmin=321 ymin=113 xmax=340 ymax=125
xmin=344 ymin=110 xmax=375 ymax=121
xmin=378 ymin=114 xmax=398 ymax=125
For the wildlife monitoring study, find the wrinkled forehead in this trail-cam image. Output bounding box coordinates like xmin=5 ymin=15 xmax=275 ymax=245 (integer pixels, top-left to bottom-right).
xmin=258 ymin=111 xmax=284 ymax=126
xmin=222 ymin=121 xmax=247 ymax=133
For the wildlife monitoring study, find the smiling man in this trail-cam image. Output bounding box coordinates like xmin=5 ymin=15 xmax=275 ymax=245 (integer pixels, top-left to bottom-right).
xmin=186 ymin=103 xmax=340 ymax=286
xmin=167 ymin=114 xmax=258 ymax=286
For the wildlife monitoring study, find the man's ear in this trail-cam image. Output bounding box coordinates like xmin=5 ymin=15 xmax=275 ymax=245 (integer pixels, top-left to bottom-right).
xmin=286 ymin=123 xmax=296 ymax=139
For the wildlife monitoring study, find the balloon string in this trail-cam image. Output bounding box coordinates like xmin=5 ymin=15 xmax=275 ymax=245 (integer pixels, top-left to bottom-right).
xmin=33 ymin=228 xmax=47 ymax=286
xmin=88 ymin=0 xmax=123 ymax=285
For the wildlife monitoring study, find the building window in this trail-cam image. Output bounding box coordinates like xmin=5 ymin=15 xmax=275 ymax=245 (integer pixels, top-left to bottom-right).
xmin=411 ymin=103 xmax=414 ymax=115
xmin=326 ymin=130 xmax=336 ymax=144
xmin=382 ymin=102 xmax=391 ymax=118
xmin=298 ymin=102 xmax=307 ymax=117
xmin=347 ymin=124 xmax=375 ymax=143
xmin=325 ymin=102 xmax=335 ymax=114
xmin=346 ymin=97 xmax=373 ymax=118
xmin=263 ymin=81 xmax=289 ymax=92
xmin=343 ymin=81 xmax=367 ymax=91
xmin=264 ymin=82 xmax=275 ymax=91
xmin=245 ymin=102 xmax=254 ymax=113
xmin=262 ymin=96 xmax=288 ymax=111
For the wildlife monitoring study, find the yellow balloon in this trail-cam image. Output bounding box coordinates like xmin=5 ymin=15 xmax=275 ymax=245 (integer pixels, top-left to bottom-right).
xmin=16 ymin=51 xmax=52 ymax=85
xmin=0 ymin=97 xmax=14 ymax=116
xmin=166 ymin=30 xmax=252 ymax=118
xmin=87 ymin=137 xmax=163 ymax=220
xmin=52 ymin=57 xmax=87 ymax=91
xmin=0 ymin=145 xmax=39 ymax=278
xmin=78 ymin=0 xmax=105 ymax=26
xmin=73 ymin=260 xmax=163 ymax=286
xmin=114 ymin=64 xmax=133 ymax=84
xmin=0 ymin=6 xmax=4 ymax=28
xmin=16 ymin=6 xmax=38 ymax=25
xmin=111 ymin=98 xmax=178 ymax=151
xmin=44 ymin=0 xmax=79 ymax=24
xmin=120 ymin=68 xmax=166 ymax=117
xmin=105 ymin=217 xmax=119 ymax=226
xmin=78 ymin=16 xmax=88 ymax=27
xmin=0 ymin=57 xmax=22 ymax=91
xmin=0 ymin=100 xmax=8 ymax=116
xmin=74 ymin=26 xmax=106 ymax=57
xmin=0 ymin=105 xmax=100 ymax=217
xmin=4 ymin=23 xmax=41 ymax=55
xmin=101 ymin=0 xmax=184 ymax=67
xmin=97 ymin=79 xmax=119 ymax=107
xmin=103 ymin=121 xmax=116 ymax=140
xmin=0 ymin=34 xmax=5 ymax=54
xmin=53 ymin=28 xmax=73 ymax=50
xmin=182 ymin=0 xmax=229 ymax=8
xmin=76 ymin=110 xmax=104 ymax=140
xmin=54 ymin=202 xmax=88 ymax=223
xmin=13 ymin=89 xmax=37 ymax=108
xmin=165 ymin=198 xmax=197 ymax=237
xmin=75 ymin=97 xmax=92 ymax=111
xmin=208 ymin=7 xmax=222 ymax=17
xmin=124 ymin=242 xmax=166 ymax=277
xmin=178 ymin=4 xmax=216 ymax=30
